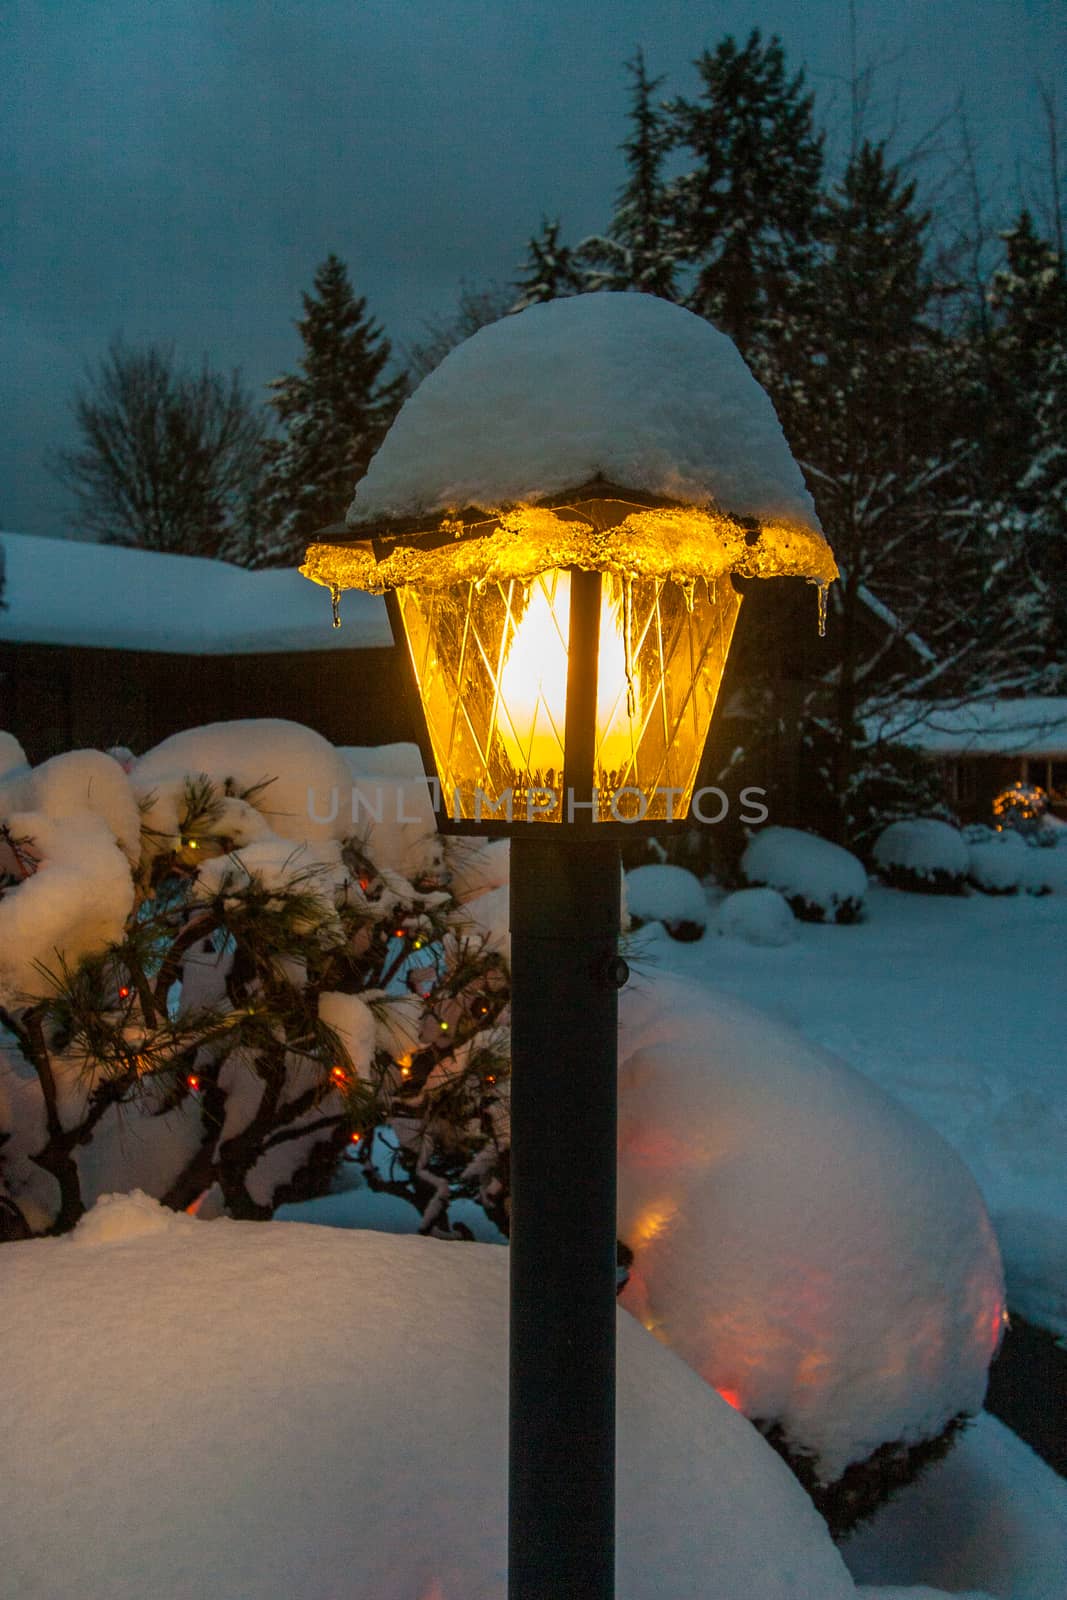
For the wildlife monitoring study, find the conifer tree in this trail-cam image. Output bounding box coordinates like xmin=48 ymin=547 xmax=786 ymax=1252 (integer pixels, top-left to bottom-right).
xmin=608 ymin=50 xmax=678 ymax=298
xmin=667 ymin=30 xmax=823 ymax=358
xmin=976 ymin=214 xmax=1067 ymax=684
xmin=511 ymin=219 xmax=588 ymax=310
xmin=253 ymin=255 xmax=407 ymax=568
xmin=770 ymin=142 xmax=982 ymax=838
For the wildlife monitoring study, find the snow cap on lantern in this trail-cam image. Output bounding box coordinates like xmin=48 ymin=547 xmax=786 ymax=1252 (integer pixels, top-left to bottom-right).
xmin=302 ymin=293 xmax=836 ymax=831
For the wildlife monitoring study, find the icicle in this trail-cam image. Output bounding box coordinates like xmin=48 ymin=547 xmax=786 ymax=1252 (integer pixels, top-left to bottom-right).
xmin=623 ymin=574 xmax=636 ymax=718
xmin=816 ymin=580 xmax=828 ymax=638
xmin=680 ymin=576 xmax=696 ymax=613
xmin=330 ymin=585 xmax=342 ymax=629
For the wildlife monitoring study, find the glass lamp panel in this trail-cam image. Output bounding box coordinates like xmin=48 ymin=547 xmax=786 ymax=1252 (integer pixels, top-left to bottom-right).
xmin=597 ymin=574 xmax=742 ymax=823
xmin=396 ymin=567 xmax=741 ymax=826
xmin=397 ymin=574 xmax=570 ymax=823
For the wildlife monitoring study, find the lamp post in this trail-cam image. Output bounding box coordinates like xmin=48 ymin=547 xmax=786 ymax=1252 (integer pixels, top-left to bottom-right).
xmin=303 ymin=293 xmax=835 ymax=1600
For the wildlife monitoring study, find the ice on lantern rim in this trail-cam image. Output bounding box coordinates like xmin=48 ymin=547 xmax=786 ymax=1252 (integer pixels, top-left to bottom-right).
xmin=495 ymin=570 xmax=638 ymax=787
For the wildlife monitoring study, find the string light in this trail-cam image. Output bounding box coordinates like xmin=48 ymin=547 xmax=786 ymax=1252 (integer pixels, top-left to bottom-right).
xmin=330 ymin=1066 xmax=347 ymax=1085
xmin=349 ymin=1131 xmax=362 ymax=1145
xmin=186 ymin=1074 xmax=201 ymax=1093
xmin=118 ymin=985 xmax=130 ymax=1000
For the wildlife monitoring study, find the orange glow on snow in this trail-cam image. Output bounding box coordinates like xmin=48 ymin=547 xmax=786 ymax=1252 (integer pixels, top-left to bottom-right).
xmin=716 ymin=1388 xmax=743 ymax=1411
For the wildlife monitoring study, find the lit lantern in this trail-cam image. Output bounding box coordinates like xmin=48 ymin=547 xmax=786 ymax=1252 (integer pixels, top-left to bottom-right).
xmin=302 ymin=293 xmax=835 ymax=1600
xmin=302 ymin=299 xmax=835 ymax=836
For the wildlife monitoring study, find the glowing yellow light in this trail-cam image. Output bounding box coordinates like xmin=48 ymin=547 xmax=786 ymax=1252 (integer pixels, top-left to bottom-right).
xmin=632 ymin=1201 xmax=678 ymax=1246
xmin=496 ymin=571 xmax=638 ymax=781
xmin=496 ymin=574 xmax=569 ymax=778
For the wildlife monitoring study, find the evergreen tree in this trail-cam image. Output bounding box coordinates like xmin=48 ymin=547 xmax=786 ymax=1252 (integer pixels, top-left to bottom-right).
xmin=608 ymin=50 xmax=678 ymax=298
xmin=511 ymin=218 xmax=589 ymax=310
xmin=977 ymin=214 xmax=1067 ymax=684
xmin=667 ymin=30 xmax=823 ymax=357
xmin=254 ymin=255 xmax=407 ymax=568
xmin=770 ymin=142 xmax=983 ymax=839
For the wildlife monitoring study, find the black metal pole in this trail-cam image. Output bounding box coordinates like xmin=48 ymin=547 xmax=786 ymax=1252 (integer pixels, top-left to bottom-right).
xmin=509 ymin=833 xmax=621 ymax=1600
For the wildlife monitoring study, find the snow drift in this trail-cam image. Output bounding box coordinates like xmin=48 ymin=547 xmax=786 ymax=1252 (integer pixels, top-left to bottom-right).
xmin=616 ymin=974 xmax=1005 ymax=1485
xmin=0 ymin=1195 xmax=855 ymax=1600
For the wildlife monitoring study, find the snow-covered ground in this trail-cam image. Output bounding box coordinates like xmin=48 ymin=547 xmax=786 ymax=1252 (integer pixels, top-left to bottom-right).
xmin=3 ymin=1194 xmax=1063 ymax=1600
xmin=632 ymin=884 xmax=1067 ymax=1339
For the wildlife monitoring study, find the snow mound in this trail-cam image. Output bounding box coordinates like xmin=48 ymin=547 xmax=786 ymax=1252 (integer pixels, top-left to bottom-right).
xmin=717 ymin=887 xmax=796 ymax=946
xmin=617 ymin=974 xmax=1004 ymax=1484
xmin=625 ymin=863 xmax=708 ymax=938
xmin=843 ymin=1411 xmax=1067 ymax=1600
xmin=0 ymin=810 xmax=134 ymax=1007
xmin=348 ymin=293 xmax=820 ymax=528
xmin=967 ymin=829 xmax=1028 ymax=894
xmin=27 ymin=749 xmax=142 ymax=863
xmin=339 ymin=742 xmax=442 ymax=882
xmin=0 ymin=731 xmax=29 ymax=781
xmin=70 ymin=1189 xmax=193 ymax=1246
xmin=873 ymin=819 xmax=969 ymax=892
xmin=132 ymin=718 xmax=354 ymax=843
xmin=993 ymin=1209 xmax=1067 ymax=1338
xmin=0 ymin=1210 xmax=855 ymax=1600
xmin=1018 ymin=844 xmax=1067 ymax=895
xmin=742 ymin=827 xmax=867 ymax=923
xmin=448 ymin=836 xmax=511 ymax=904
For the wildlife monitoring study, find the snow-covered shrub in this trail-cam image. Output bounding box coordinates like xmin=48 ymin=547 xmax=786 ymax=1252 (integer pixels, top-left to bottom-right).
xmin=1020 ymin=842 xmax=1067 ymax=895
xmin=872 ymin=818 xmax=970 ymax=894
xmin=625 ymin=863 xmax=708 ymax=941
xmin=1 ymin=1196 xmax=856 ymax=1600
xmin=717 ymin=887 xmax=796 ymax=947
xmin=0 ymin=720 xmax=511 ymax=1237
xmin=966 ymin=828 xmax=1028 ymax=895
xmin=616 ymin=974 xmax=1005 ymax=1534
xmin=840 ymin=740 xmax=958 ymax=854
xmin=741 ymin=826 xmax=867 ymax=923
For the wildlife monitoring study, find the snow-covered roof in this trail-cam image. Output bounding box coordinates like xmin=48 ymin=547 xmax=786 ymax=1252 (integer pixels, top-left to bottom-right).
xmin=347 ymin=294 xmax=822 ymax=528
xmin=873 ymin=698 xmax=1067 ymax=757
xmin=0 ymin=532 xmax=390 ymax=653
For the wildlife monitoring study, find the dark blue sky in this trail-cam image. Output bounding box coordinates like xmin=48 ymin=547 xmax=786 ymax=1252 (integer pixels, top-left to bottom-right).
xmin=4 ymin=0 xmax=1064 ymax=540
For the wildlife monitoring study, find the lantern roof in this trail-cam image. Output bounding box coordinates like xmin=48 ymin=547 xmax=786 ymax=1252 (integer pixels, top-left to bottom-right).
xmin=303 ymin=293 xmax=836 ymax=596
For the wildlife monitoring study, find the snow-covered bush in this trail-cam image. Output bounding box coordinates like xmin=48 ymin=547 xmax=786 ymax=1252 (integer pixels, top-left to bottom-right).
xmin=717 ymin=887 xmax=796 ymax=947
xmin=872 ymin=818 xmax=970 ymax=894
xmin=966 ymin=827 xmax=1028 ymax=895
xmin=1019 ymin=842 xmax=1067 ymax=895
xmin=741 ymin=826 xmax=867 ymax=923
xmin=616 ymin=974 xmax=1005 ymax=1534
xmin=0 ymin=1195 xmax=856 ymax=1600
xmin=625 ymin=863 xmax=708 ymax=941
xmin=0 ymin=720 xmax=511 ymax=1237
